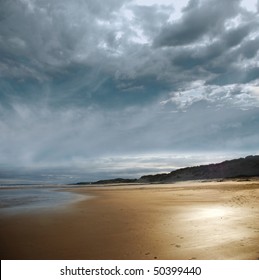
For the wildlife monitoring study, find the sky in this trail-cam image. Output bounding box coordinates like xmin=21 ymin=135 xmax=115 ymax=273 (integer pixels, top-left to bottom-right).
xmin=0 ymin=0 xmax=259 ymax=183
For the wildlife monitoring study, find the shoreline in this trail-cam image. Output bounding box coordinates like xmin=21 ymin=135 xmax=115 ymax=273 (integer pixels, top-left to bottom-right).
xmin=1 ymin=180 xmax=259 ymax=260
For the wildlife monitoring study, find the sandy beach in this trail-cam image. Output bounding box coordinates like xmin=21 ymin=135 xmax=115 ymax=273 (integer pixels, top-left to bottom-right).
xmin=1 ymin=180 xmax=259 ymax=260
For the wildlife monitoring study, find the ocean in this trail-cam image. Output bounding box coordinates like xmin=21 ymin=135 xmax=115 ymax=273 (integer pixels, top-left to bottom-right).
xmin=0 ymin=185 xmax=86 ymax=214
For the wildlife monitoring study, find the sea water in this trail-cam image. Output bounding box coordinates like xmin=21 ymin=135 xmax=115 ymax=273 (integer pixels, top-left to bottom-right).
xmin=0 ymin=185 xmax=86 ymax=214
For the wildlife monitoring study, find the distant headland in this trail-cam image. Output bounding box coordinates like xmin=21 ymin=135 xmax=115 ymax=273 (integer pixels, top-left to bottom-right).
xmin=76 ymin=155 xmax=259 ymax=185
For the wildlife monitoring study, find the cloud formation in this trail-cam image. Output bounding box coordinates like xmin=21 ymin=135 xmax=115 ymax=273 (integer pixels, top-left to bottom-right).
xmin=0 ymin=0 xmax=259 ymax=182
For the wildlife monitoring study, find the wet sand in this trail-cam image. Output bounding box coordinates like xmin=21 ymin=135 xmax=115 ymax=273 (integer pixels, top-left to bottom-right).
xmin=1 ymin=180 xmax=259 ymax=260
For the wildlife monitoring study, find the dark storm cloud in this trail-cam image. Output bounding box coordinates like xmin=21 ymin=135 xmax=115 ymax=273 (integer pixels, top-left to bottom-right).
xmin=0 ymin=0 xmax=259 ymax=179
xmin=0 ymin=0 xmax=258 ymax=93
xmin=149 ymin=0 xmax=259 ymax=90
xmin=159 ymin=24 xmax=258 ymax=86
xmin=0 ymin=0 xmax=176 ymax=110
xmin=0 ymin=0 xmax=131 ymax=79
xmin=153 ymin=0 xmax=241 ymax=47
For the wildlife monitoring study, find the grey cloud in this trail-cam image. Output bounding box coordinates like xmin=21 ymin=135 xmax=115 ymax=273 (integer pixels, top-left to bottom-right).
xmin=207 ymin=67 xmax=259 ymax=85
xmin=153 ymin=0 xmax=241 ymax=47
xmin=130 ymin=4 xmax=172 ymax=39
xmin=159 ymin=101 xmax=259 ymax=152
xmin=0 ymin=0 xmax=258 ymax=92
xmin=1 ymin=0 xmax=259 ymax=181
xmin=0 ymin=0 xmax=131 ymax=79
xmin=244 ymin=67 xmax=259 ymax=83
xmin=1 ymin=96 xmax=258 ymax=170
xmin=166 ymin=22 xmax=258 ymax=85
xmin=145 ymin=1 xmax=259 ymax=89
xmin=222 ymin=23 xmax=253 ymax=47
xmin=240 ymin=37 xmax=259 ymax=58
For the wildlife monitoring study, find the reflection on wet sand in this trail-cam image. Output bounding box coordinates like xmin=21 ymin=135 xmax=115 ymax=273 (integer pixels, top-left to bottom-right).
xmin=159 ymin=184 xmax=259 ymax=260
